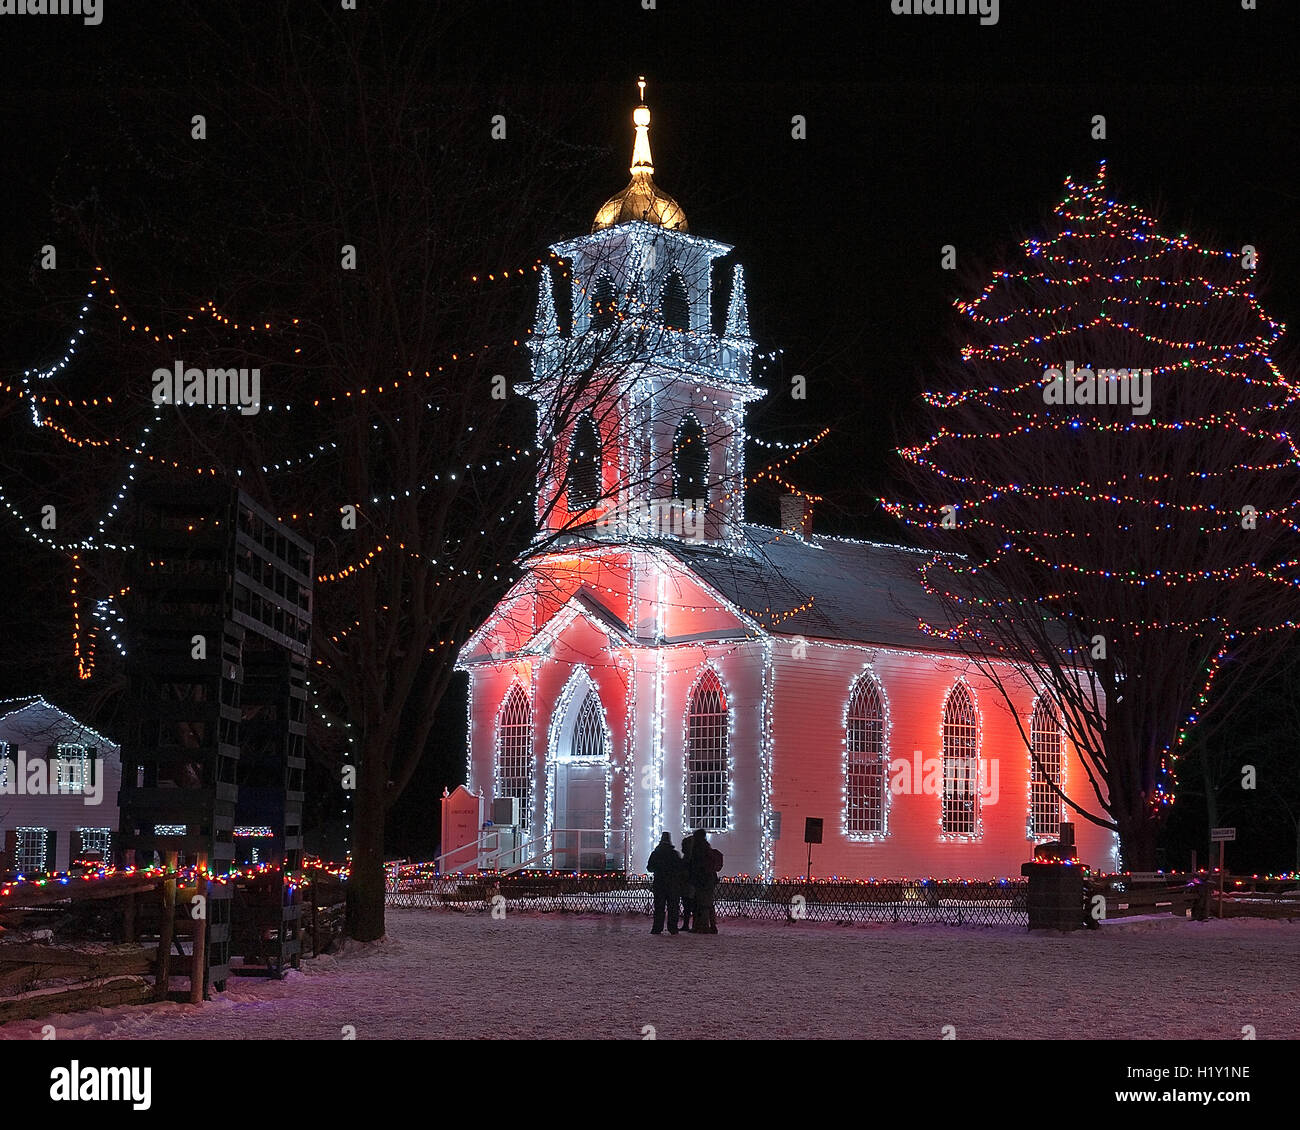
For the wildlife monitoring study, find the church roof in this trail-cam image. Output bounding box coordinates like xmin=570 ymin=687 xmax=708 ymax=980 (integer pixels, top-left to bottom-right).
xmin=667 ymin=524 xmax=965 ymax=651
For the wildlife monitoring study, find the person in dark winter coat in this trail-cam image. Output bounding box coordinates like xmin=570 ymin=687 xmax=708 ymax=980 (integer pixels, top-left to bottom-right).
xmin=687 ymin=828 xmax=722 ymax=933
xmin=678 ymin=834 xmax=695 ymax=932
xmin=646 ymin=832 xmax=683 ymax=935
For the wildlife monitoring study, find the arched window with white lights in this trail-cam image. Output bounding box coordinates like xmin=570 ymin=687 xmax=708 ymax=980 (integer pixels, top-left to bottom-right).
xmin=495 ymin=685 xmax=532 ymax=829
xmin=570 ymin=689 xmax=606 ymax=759
xmin=845 ymin=673 xmax=887 ymax=836
xmin=941 ymin=683 xmax=980 ymax=837
xmin=1029 ymin=695 xmax=1064 ymax=840
xmin=672 ymin=414 xmax=708 ymax=504
xmin=588 ymin=273 xmax=616 ymax=330
xmin=567 ymin=413 xmax=601 ymax=512
xmin=685 ymin=669 xmax=729 ymax=832
xmin=661 ymin=269 xmax=689 ymax=330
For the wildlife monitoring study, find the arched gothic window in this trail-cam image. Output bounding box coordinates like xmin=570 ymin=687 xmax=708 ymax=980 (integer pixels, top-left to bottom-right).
xmin=1029 ymin=696 xmax=1064 ymax=839
xmin=685 ymin=670 xmax=729 ymax=832
xmin=567 ymin=414 xmax=601 ymax=512
xmin=942 ymin=684 xmax=980 ymax=836
xmin=845 ymin=674 xmax=887 ymax=835
xmin=495 ymin=686 xmax=532 ymax=829
xmin=570 ymin=689 xmax=606 ymax=758
xmin=589 ymin=273 xmax=616 ymax=330
xmin=672 ymin=414 xmax=708 ymax=503
xmin=661 ymin=270 xmax=689 ymax=330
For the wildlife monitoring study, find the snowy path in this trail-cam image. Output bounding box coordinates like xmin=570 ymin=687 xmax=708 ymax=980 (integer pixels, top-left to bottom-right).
xmin=2 ymin=911 xmax=1297 ymax=1040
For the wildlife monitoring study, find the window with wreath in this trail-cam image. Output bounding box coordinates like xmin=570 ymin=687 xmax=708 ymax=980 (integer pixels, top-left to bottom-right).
xmin=942 ymin=684 xmax=980 ymax=836
xmin=845 ymin=674 xmax=887 ymax=835
xmin=685 ymin=670 xmax=729 ymax=832
xmin=1029 ymin=696 xmax=1064 ymax=839
xmin=76 ymin=827 xmax=112 ymax=862
xmin=495 ymin=685 xmax=532 ymax=829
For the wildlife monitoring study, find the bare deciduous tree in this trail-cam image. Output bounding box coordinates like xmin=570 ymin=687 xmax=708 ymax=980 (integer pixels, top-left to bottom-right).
xmin=0 ymin=3 xmax=748 ymax=937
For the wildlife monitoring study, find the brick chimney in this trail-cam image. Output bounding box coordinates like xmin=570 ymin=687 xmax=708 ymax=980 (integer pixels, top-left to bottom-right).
xmin=779 ymin=492 xmax=814 ymax=538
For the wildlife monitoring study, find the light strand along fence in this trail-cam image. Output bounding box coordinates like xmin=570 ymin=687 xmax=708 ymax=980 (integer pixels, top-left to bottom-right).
xmin=386 ymin=869 xmax=1029 ymax=927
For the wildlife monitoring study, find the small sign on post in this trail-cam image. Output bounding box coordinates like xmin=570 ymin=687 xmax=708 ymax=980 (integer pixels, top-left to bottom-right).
xmin=804 ymin=817 xmax=823 ymax=882
xmin=1210 ymin=828 xmax=1235 ymax=917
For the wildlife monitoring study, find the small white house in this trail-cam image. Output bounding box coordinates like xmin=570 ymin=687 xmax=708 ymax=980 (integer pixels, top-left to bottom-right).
xmin=0 ymin=697 xmax=122 ymax=876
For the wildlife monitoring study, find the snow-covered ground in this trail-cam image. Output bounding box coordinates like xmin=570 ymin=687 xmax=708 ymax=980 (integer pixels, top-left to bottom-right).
xmin=2 ymin=911 xmax=1297 ymax=1039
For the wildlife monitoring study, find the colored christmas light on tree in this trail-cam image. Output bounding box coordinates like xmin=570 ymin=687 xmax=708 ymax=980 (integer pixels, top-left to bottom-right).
xmin=884 ymin=162 xmax=1300 ymax=868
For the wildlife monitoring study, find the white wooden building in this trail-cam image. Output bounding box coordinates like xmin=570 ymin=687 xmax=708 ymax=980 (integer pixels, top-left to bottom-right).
xmin=0 ymin=697 xmax=122 ymax=875
xmin=456 ymin=87 xmax=1115 ymax=879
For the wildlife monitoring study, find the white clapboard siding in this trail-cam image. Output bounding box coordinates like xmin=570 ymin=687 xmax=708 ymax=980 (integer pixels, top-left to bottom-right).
xmin=0 ymin=698 xmax=123 ymax=874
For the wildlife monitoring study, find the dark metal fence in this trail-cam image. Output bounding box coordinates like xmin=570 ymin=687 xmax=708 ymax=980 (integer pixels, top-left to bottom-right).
xmin=387 ymin=871 xmax=1028 ymax=927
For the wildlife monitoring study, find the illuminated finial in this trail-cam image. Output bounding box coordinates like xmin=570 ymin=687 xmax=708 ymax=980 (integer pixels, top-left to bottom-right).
xmin=592 ymin=75 xmax=687 ymax=231
xmin=631 ymin=76 xmax=653 ymax=175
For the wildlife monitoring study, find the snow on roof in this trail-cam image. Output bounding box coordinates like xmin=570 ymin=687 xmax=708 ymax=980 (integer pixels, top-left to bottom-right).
xmin=667 ymin=524 xmax=963 ymax=650
xmin=0 ymin=696 xmax=121 ymax=756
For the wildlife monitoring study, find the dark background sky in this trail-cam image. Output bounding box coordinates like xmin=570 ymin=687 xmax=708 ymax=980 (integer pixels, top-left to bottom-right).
xmin=0 ymin=0 xmax=1297 ymax=867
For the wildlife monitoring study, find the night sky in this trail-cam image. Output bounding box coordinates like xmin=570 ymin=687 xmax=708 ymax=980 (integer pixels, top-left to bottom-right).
xmin=1 ymin=0 xmax=1297 ymax=865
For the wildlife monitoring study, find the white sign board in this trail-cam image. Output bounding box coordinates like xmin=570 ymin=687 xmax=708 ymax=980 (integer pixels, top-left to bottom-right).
xmin=1210 ymin=827 xmax=1236 ymax=842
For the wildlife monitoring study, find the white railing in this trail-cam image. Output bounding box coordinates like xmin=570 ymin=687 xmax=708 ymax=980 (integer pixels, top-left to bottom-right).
xmin=437 ymin=829 xmax=518 ymax=873
xmin=503 ymin=828 xmax=629 ymax=874
xmin=435 ymin=828 xmax=630 ymax=875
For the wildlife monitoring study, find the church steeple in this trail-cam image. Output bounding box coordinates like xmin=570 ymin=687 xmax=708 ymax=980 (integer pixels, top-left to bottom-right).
xmin=593 ymin=78 xmax=688 ymax=233
xmin=527 ymin=80 xmax=761 ymax=552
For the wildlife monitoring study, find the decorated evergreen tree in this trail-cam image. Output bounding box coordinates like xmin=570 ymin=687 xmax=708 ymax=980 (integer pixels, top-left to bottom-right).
xmin=886 ymin=163 xmax=1300 ymax=869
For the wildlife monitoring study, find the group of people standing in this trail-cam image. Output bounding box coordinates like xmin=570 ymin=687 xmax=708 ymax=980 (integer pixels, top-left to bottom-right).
xmin=646 ymin=828 xmax=723 ymax=935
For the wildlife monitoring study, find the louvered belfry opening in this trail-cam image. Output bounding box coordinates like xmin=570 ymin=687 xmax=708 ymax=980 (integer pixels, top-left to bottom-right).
xmin=661 ymin=269 xmax=689 ymax=330
xmin=673 ymin=414 xmax=708 ymax=503
xmin=567 ymin=413 xmax=602 ymax=512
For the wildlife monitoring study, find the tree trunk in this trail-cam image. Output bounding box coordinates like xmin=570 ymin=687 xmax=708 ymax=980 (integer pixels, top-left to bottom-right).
xmin=346 ymin=760 xmax=388 ymax=942
xmin=1113 ymin=806 xmax=1160 ymax=872
xmin=1202 ymin=751 xmax=1219 ymax=846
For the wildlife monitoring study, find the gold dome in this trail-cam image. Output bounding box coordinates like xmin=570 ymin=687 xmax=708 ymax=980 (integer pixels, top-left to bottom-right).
xmin=593 ymin=174 xmax=688 ymax=232
xmin=592 ymin=79 xmax=688 ymax=233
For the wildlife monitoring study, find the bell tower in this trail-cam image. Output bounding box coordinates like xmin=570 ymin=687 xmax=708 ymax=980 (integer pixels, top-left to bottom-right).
xmin=523 ymin=79 xmax=762 ymax=552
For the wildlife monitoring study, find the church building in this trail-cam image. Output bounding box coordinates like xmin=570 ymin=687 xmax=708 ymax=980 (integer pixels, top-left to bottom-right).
xmin=457 ymin=84 xmax=1115 ymax=879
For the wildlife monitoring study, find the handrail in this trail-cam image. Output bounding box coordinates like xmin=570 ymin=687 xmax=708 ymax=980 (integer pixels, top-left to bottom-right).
xmin=497 ymin=832 xmax=554 ymax=874
xmin=432 ymin=827 xmax=630 ymax=876
xmin=502 ymin=828 xmax=629 ymax=875
xmin=437 ymin=834 xmax=492 ymax=873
